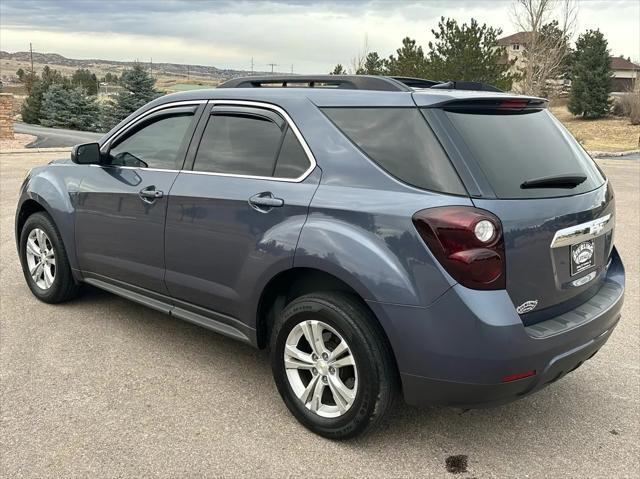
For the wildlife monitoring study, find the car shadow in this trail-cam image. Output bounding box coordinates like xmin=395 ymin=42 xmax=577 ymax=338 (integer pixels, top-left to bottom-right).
xmin=73 ymin=285 xmax=596 ymax=448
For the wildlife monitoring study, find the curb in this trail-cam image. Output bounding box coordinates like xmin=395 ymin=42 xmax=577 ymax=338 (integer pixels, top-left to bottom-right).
xmin=0 ymin=147 xmax=71 ymax=154
xmin=590 ymin=150 xmax=639 ymax=158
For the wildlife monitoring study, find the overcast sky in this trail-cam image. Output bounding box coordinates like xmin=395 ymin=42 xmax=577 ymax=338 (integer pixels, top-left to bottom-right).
xmin=1 ymin=0 xmax=638 ymax=73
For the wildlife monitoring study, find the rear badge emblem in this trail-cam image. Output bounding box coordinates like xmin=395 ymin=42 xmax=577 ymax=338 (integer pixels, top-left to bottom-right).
xmin=572 ymin=270 xmax=597 ymax=287
xmin=516 ymin=300 xmax=538 ymax=314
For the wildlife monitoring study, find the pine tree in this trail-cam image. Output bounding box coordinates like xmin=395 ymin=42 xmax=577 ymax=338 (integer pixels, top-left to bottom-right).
xmin=40 ymin=85 xmax=100 ymax=131
xmin=330 ymin=64 xmax=346 ymax=75
xmin=386 ymin=37 xmax=428 ymax=77
xmin=568 ymin=30 xmax=612 ymax=119
xmin=71 ymin=69 xmax=98 ymax=95
xmin=357 ymin=52 xmax=387 ymax=75
xmin=426 ymin=17 xmax=517 ymax=91
xmin=20 ymin=66 xmax=69 ymax=124
xmin=21 ymin=79 xmax=45 ymax=124
xmin=102 ymin=63 xmax=159 ymax=130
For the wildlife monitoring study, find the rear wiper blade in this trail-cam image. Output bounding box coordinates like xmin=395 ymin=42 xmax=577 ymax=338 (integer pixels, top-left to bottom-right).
xmin=520 ymin=174 xmax=587 ymax=189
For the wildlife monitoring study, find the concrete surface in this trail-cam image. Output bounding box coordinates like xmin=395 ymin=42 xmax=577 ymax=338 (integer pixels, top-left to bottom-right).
xmin=13 ymin=123 xmax=102 ymax=148
xmin=1 ymin=152 xmax=638 ymax=478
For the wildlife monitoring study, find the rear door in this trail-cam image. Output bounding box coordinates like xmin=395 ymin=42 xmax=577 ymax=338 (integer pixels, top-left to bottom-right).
xmin=164 ymin=102 xmax=319 ymax=322
xmin=424 ymin=102 xmax=613 ymax=321
xmin=75 ymin=104 xmax=202 ymax=293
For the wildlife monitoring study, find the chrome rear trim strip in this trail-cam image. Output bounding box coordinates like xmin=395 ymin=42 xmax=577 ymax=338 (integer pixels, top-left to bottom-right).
xmin=550 ymin=214 xmax=613 ymax=248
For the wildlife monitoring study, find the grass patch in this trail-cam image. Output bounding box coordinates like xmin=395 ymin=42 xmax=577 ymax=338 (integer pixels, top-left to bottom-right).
xmin=552 ymin=105 xmax=640 ymax=152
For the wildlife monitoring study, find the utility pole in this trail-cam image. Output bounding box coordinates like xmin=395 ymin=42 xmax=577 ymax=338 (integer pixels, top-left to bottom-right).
xmin=267 ymin=63 xmax=278 ymax=74
xmin=290 ymin=64 xmax=294 ymax=74
xmin=29 ymin=42 xmax=34 ymax=77
xmin=251 ymin=57 xmax=254 ymax=75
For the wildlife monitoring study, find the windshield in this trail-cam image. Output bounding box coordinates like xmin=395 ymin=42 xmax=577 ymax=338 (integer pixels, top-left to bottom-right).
xmin=443 ymin=109 xmax=605 ymax=199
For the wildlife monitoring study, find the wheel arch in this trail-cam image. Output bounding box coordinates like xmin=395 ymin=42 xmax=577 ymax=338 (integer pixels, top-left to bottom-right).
xmin=16 ymin=185 xmax=81 ymax=278
xmin=255 ymin=267 xmax=400 ymax=380
xmin=15 ymin=198 xmax=48 ymax=247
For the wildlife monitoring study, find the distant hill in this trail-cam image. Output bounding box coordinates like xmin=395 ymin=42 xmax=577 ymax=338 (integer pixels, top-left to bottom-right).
xmin=0 ymin=50 xmax=276 ymax=83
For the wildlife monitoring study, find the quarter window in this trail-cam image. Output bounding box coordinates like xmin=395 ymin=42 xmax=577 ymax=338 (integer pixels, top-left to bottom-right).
xmin=274 ymin=128 xmax=310 ymax=178
xmin=323 ymin=107 xmax=466 ymax=195
xmin=109 ymin=113 xmax=194 ymax=169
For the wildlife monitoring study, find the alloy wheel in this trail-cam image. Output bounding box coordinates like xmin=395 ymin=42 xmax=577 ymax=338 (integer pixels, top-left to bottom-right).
xmin=25 ymin=228 xmax=56 ymax=290
xmin=284 ymin=319 xmax=358 ymax=418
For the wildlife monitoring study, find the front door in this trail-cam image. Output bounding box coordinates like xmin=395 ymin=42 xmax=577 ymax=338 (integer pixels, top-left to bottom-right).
xmin=164 ymin=103 xmax=319 ymax=322
xmin=75 ymin=104 xmax=202 ymax=294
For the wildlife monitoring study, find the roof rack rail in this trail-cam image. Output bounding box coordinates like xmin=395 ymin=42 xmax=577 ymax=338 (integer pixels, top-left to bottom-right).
xmin=217 ymin=75 xmax=411 ymax=92
xmin=217 ymin=75 xmax=502 ymax=93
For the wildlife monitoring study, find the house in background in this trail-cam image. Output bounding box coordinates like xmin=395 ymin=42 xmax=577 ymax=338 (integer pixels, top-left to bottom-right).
xmin=610 ymin=56 xmax=640 ymax=92
xmin=498 ymin=32 xmax=640 ymax=94
xmin=496 ymin=32 xmax=529 ymax=89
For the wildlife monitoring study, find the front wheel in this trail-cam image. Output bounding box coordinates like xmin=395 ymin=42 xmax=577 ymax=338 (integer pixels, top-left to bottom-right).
xmin=19 ymin=212 xmax=80 ymax=303
xmin=271 ymin=292 xmax=397 ymax=439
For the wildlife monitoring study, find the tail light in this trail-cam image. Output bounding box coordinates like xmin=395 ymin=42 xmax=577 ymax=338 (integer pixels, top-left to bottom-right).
xmin=412 ymin=206 xmax=506 ymax=290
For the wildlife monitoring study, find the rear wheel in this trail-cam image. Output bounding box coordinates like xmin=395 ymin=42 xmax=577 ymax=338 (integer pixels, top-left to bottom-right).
xmin=19 ymin=212 xmax=80 ymax=303
xmin=271 ymin=292 xmax=397 ymax=439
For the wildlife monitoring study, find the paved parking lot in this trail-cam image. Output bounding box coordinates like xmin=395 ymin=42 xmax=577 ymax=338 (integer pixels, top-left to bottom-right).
xmin=1 ymin=152 xmax=638 ymax=478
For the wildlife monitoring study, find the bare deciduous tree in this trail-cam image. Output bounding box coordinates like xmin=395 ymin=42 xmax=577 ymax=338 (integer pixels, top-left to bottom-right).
xmin=350 ymin=35 xmax=370 ymax=75
xmin=511 ymin=0 xmax=577 ymax=96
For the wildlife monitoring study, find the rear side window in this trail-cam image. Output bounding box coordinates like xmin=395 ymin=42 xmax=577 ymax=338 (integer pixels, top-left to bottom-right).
xmin=194 ymin=111 xmax=311 ymax=179
xmin=444 ymin=109 xmax=605 ymax=198
xmin=322 ymin=107 xmax=466 ymax=195
xmin=195 ymin=114 xmax=282 ymax=177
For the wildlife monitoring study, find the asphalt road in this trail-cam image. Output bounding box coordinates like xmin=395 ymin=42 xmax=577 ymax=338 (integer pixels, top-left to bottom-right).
xmin=13 ymin=123 xmax=102 ymax=148
xmin=1 ymin=153 xmax=638 ymax=478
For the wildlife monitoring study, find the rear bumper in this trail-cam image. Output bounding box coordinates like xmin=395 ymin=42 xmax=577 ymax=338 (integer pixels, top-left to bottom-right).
xmin=367 ymin=247 xmax=625 ymax=408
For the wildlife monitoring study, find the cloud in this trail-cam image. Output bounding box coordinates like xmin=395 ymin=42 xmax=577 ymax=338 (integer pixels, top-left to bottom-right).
xmin=1 ymin=0 xmax=638 ymax=73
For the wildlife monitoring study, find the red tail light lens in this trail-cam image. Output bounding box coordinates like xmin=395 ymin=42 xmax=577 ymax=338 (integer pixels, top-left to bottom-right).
xmin=412 ymin=206 xmax=506 ymax=290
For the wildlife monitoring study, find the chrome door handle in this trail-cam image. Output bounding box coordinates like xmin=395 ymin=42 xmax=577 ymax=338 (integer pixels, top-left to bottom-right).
xmin=249 ymin=192 xmax=284 ymax=211
xmin=139 ymin=186 xmax=164 ymax=202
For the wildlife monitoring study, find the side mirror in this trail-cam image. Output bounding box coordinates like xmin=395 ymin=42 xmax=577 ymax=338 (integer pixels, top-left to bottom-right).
xmin=71 ymin=142 xmax=101 ymax=165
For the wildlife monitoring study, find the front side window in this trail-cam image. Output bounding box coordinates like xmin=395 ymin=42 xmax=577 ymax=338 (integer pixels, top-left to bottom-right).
xmin=193 ymin=110 xmax=311 ymax=179
xmin=109 ymin=113 xmax=194 ymax=169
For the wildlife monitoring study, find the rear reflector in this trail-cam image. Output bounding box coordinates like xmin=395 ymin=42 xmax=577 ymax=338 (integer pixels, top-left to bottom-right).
xmin=501 ymin=370 xmax=536 ymax=382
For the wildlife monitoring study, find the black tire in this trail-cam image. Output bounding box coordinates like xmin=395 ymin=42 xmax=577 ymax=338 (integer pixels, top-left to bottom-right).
xmin=19 ymin=211 xmax=80 ymax=303
xmin=270 ymin=291 xmax=397 ymax=439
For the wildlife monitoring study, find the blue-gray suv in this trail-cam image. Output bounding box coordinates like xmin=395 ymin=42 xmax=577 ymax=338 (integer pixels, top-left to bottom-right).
xmin=15 ymin=75 xmax=625 ymax=439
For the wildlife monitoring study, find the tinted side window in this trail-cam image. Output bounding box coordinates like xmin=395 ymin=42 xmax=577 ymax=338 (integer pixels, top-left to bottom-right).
xmin=109 ymin=114 xmax=193 ymax=169
xmin=274 ymin=127 xmax=310 ymax=179
xmin=322 ymin=108 xmax=465 ymax=195
xmin=194 ymin=114 xmax=283 ymax=176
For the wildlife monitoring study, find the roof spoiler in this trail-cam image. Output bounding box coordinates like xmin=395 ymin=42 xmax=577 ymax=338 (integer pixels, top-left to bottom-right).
xmin=218 ymin=75 xmax=503 ymax=93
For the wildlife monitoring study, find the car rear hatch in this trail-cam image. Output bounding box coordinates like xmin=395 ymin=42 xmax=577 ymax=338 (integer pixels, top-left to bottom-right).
xmin=419 ymin=95 xmax=614 ymax=323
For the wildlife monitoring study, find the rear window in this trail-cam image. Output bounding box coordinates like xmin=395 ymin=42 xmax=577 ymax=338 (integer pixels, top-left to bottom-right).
xmin=443 ymin=109 xmax=605 ymax=199
xmin=322 ymin=108 xmax=466 ymax=195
